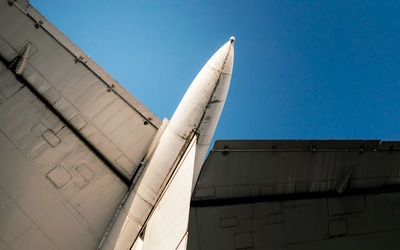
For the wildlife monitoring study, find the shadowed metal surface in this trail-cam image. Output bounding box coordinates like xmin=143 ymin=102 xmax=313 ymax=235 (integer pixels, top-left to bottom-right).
xmin=188 ymin=140 xmax=400 ymax=250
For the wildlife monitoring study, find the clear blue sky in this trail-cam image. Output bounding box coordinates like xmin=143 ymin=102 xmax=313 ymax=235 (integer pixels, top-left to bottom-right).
xmin=31 ymin=0 xmax=400 ymax=141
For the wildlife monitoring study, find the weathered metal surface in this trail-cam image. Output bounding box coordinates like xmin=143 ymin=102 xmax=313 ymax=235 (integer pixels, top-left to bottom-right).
xmin=192 ymin=37 xmax=234 ymax=189
xmin=0 ymin=0 xmax=161 ymax=180
xmin=193 ymin=140 xmax=400 ymax=202
xmin=101 ymin=39 xmax=234 ymax=250
xmin=0 ymin=60 xmax=127 ymax=249
xmin=0 ymin=0 xmax=165 ymax=249
xmin=189 ymin=193 xmax=400 ymax=250
xmin=1 ymin=1 xmax=238 ymax=249
xmin=188 ymin=140 xmax=400 ymax=250
xmin=142 ymin=136 xmax=196 ymax=250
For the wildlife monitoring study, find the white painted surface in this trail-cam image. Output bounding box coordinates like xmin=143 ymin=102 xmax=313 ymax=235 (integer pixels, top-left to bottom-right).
xmin=102 ymin=39 xmax=234 ymax=249
xmin=142 ymin=137 xmax=196 ymax=250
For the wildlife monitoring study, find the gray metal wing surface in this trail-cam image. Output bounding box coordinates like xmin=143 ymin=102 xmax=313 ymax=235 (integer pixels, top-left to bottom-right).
xmin=0 ymin=0 xmax=160 ymax=249
xmin=188 ymin=140 xmax=400 ymax=250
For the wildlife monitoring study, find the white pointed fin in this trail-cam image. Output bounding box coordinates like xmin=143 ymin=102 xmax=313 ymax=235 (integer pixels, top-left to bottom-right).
xmin=140 ymin=136 xmax=197 ymax=250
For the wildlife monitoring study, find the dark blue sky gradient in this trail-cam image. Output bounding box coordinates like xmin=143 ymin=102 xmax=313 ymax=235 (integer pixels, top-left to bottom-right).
xmin=31 ymin=0 xmax=400 ymax=140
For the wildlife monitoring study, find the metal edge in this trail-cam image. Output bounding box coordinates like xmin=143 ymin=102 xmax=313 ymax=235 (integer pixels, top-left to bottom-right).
xmin=14 ymin=1 xmax=161 ymax=128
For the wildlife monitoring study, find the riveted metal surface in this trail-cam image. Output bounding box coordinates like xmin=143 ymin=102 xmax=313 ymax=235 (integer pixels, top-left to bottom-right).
xmin=101 ymin=38 xmax=234 ymax=250
xmin=0 ymin=59 xmax=128 ymax=249
xmin=193 ymin=140 xmax=400 ymax=202
xmin=0 ymin=0 xmax=161 ymax=179
xmin=188 ymin=140 xmax=400 ymax=250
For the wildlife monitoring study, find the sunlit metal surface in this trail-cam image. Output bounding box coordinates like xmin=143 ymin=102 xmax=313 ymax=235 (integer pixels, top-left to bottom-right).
xmin=0 ymin=0 xmax=161 ymax=249
xmin=101 ymin=38 xmax=234 ymax=250
xmin=0 ymin=58 xmax=127 ymax=249
xmin=142 ymin=136 xmax=197 ymax=250
xmin=0 ymin=0 xmax=161 ymax=180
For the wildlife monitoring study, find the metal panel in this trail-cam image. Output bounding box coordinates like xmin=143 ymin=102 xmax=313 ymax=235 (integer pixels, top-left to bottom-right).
xmin=193 ymin=140 xmax=400 ymax=202
xmin=189 ymin=193 xmax=400 ymax=250
xmin=188 ymin=140 xmax=400 ymax=249
xmin=0 ymin=60 xmax=127 ymax=249
xmin=0 ymin=0 xmax=161 ymax=179
xmin=142 ymin=137 xmax=196 ymax=250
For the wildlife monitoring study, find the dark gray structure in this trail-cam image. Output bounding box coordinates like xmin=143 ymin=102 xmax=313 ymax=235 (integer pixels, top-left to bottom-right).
xmin=188 ymin=140 xmax=400 ymax=249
